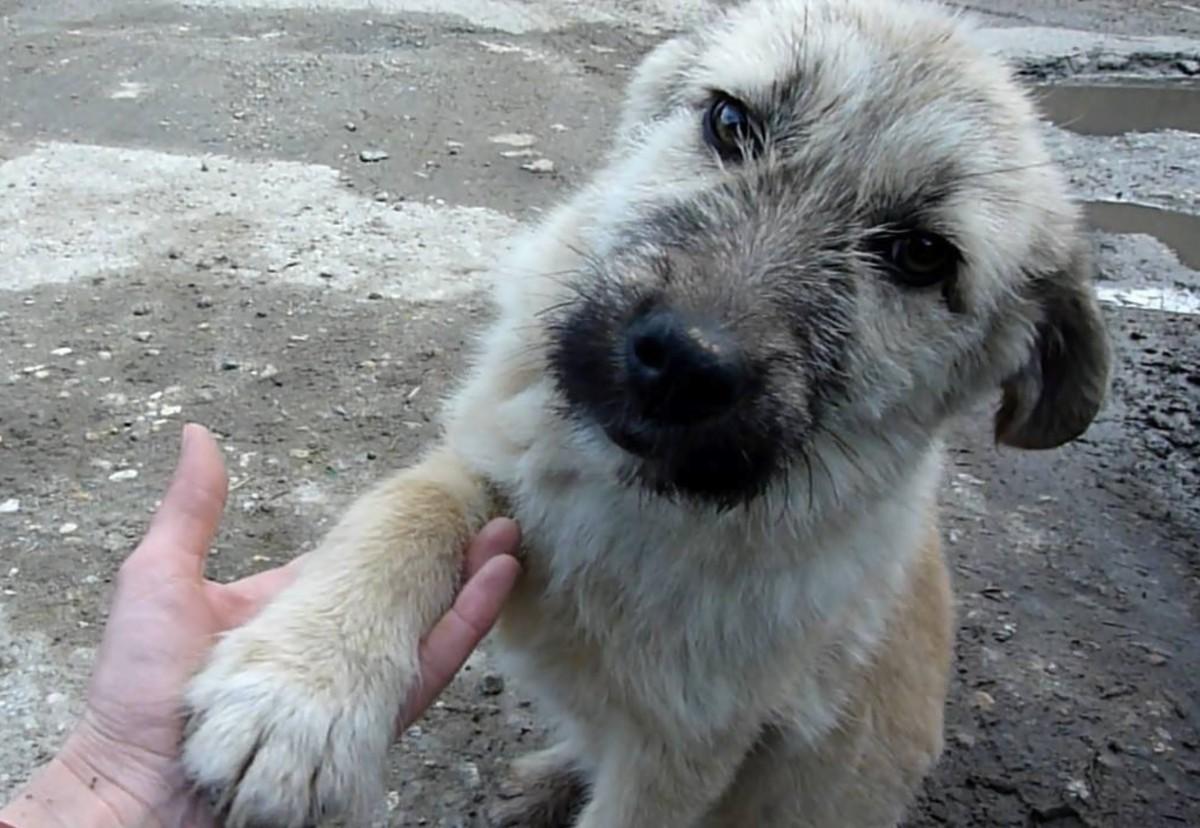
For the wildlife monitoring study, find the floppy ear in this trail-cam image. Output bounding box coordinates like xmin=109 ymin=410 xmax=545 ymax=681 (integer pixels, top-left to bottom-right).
xmin=995 ymin=243 xmax=1112 ymax=450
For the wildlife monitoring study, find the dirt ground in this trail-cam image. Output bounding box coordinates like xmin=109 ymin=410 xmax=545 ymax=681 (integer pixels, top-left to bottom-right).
xmin=1 ymin=1 xmax=1198 ymax=826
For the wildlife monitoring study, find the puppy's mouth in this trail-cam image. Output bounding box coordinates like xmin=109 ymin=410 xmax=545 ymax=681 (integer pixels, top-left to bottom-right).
xmin=550 ymin=299 xmax=782 ymax=507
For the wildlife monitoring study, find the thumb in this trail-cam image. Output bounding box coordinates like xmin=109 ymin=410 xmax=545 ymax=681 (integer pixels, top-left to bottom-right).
xmin=135 ymin=423 xmax=229 ymax=576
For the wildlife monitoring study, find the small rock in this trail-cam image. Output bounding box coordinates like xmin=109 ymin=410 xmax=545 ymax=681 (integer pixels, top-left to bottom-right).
xmin=521 ymin=158 xmax=556 ymax=174
xmin=971 ymin=690 xmax=996 ymax=711
xmin=133 ymin=331 xmax=153 ymax=343
xmin=289 ymin=448 xmax=311 ymax=460
xmin=108 ymin=469 xmax=139 ymax=482
xmin=1095 ymin=54 xmax=1129 ymax=71
xmin=132 ymin=303 xmax=152 ymax=316
xmin=480 ymin=673 xmax=505 ymax=696
xmin=488 ymin=132 xmax=538 ymax=147
xmin=59 ymin=522 xmax=78 ymax=535
xmin=51 ymin=347 xmax=73 ymax=357
xmin=457 ymin=761 xmax=482 ymax=788
xmin=345 ymin=121 xmax=357 ymax=132
xmin=1065 ymin=778 xmax=1090 ymax=801
xmin=1178 ymin=59 xmax=1200 ymax=76
xmin=359 ymin=148 xmax=389 ymax=163
xmin=953 ymin=730 xmax=977 ymax=749
xmin=0 ymin=499 xmax=19 ymax=514
xmin=550 ymin=123 xmax=569 ymax=132
xmin=367 ymin=291 xmax=384 ymax=300
xmin=196 ymin=295 xmax=214 ymax=309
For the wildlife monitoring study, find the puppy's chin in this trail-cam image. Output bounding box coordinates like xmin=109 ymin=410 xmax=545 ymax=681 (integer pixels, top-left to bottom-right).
xmin=596 ymin=416 xmax=781 ymax=509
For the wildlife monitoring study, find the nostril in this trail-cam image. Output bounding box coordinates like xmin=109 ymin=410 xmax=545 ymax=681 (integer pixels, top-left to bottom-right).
xmin=623 ymin=308 xmax=748 ymax=425
xmin=632 ymin=333 xmax=669 ymax=373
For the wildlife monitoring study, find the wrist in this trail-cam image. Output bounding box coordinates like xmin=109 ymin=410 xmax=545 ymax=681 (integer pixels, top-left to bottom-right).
xmin=0 ymin=753 xmax=135 ymax=828
xmin=0 ymin=713 xmax=175 ymax=828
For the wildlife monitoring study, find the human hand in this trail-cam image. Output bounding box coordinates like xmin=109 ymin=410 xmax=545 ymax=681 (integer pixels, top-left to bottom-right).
xmin=0 ymin=424 xmax=521 ymax=828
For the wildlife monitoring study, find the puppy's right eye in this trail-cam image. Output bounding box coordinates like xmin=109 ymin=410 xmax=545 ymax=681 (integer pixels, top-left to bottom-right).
xmin=703 ymin=95 xmax=759 ymax=161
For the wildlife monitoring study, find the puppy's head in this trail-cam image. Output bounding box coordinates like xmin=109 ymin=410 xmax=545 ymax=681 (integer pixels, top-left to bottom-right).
xmin=546 ymin=0 xmax=1110 ymax=507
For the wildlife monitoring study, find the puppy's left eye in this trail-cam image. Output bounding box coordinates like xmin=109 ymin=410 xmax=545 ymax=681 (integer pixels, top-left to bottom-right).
xmin=884 ymin=231 xmax=959 ymax=287
xmin=703 ymin=95 xmax=759 ymax=161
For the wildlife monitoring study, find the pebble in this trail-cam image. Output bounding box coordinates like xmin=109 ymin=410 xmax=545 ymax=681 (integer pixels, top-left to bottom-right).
xmin=0 ymin=498 xmax=19 ymax=514
xmin=359 ymin=148 xmax=389 ymax=163
xmin=1179 ymin=59 xmax=1200 ymax=76
xmin=51 ymin=347 xmax=73 ymax=357
xmin=521 ymin=158 xmax=556 ymax=174
xmin=480 ymin=673 xmax=505 ymax=696
xmin=489 ymin=132 xmax=538 ymax=147
xmin=133 ymin=331 xmax=153 ymax=342
xmin=971 ymin=690 xmax=996 ymax=711
xmin=59 ymin=522 xmax=78 ymax=535
xmin=108 ymin=469 xmax=139 ymax=482
xmin=457 ymin=761 xmax=482 ymax=788
xmin=1065 ymin=778 xmax=1091 ymax=801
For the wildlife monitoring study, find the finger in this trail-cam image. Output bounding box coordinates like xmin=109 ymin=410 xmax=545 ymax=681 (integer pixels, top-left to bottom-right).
xmin=463 ymin=517 xmax=522 ymax=578
xmin=405 ymin=553 xmax=521 ymax=723
xmin=135 ymin=423 xmax=229 ymax=576
xmin=210 ymin=554 xmax=308 ymax=628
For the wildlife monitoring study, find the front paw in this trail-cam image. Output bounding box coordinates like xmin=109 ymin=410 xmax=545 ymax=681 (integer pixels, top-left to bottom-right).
xmin=182 ymin=627 xmax=402 ymax=828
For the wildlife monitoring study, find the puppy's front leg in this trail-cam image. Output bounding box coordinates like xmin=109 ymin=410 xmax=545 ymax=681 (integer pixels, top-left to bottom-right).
xmin=182 ymin=446 xmax=492 ymax=828
xmin=574 ymin=726 xmax=755 ymax=828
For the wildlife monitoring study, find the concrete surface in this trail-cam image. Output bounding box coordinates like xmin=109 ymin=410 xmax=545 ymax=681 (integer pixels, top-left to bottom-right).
xmin=1 ymin=1 xmax=1198 ymax=826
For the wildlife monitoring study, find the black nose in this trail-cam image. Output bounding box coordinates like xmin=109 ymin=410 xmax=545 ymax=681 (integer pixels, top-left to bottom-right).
xmin=624 ymin=308 xmax=748 ymax=425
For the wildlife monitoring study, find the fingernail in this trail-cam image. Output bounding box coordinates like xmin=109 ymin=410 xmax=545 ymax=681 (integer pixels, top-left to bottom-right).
xmin=481 ymin=517 xmax=520 ymax=553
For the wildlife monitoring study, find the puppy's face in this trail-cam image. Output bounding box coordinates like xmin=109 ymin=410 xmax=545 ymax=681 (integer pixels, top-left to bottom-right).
xmin=547 ymin=0 xmax=1110 ymax=507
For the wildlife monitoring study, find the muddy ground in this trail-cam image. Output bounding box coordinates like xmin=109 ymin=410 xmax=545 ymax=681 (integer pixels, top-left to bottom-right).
xmin=1 ymin=1 xmax=1198 ymax=826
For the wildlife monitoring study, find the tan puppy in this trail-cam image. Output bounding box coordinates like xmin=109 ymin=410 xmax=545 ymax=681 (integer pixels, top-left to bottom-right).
xmin=181 ymin=1 xmax=1111 ymax=826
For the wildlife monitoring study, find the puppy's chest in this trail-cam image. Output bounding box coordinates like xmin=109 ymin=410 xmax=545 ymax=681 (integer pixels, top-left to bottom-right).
xmin=499 ymin=479 xmax=846 ymax=716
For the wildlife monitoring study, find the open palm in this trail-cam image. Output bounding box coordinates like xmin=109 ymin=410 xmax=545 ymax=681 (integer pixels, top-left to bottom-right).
xmin=37 ymin=425 xmax=519 ymax=827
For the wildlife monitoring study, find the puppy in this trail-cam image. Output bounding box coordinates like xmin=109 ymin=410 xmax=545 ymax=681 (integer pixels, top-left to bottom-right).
xmin=181 ymin=1 xmax=1111 ymax=826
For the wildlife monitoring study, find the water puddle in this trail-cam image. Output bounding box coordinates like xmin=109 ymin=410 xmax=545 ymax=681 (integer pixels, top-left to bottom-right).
xmin=1084 ymin=200 xmax=1200 ymax=272
xmin=1035 ymin=79 xmax=1200 ymax=136
xmin=1035 ymin=79 xmax=1200 ymax=305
